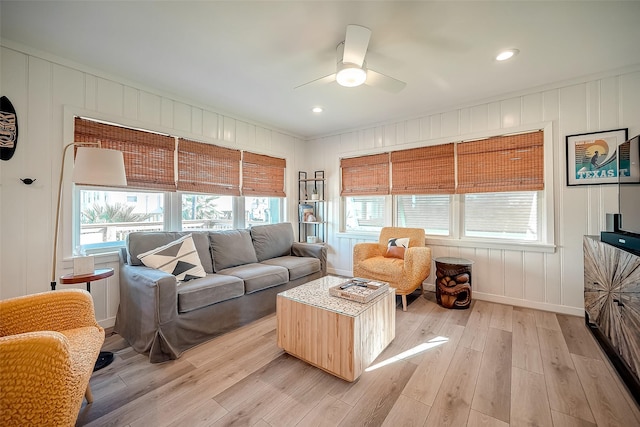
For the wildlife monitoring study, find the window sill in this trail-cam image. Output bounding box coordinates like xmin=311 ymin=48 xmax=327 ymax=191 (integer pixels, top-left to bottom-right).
xmin=425 ymin=237 xmax=556 ymax=253
xmin=337 ymin=232 xmax=556 ymax=253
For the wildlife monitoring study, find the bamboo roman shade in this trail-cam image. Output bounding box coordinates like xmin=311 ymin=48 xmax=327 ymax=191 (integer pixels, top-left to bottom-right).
xmin=456 ymin=130 xmax=544 ymax=194
xmin=391 ymin=144 xmax=455 ymax=195
xmin=241 ymin=152 xmax=286 ymax=197
xmin=177 ymin=138 xmax=241 ymax=196
xmin=341 ymin=153 xmax=390 ymax=196
xmin=74 ymin=117 xmax=176 ymax=191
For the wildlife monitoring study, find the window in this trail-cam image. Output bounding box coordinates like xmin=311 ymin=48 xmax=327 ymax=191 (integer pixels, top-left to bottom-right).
xmin=345 ymin=196 xmax=386 ymax=232
xmin=341 ymin=128 xmax=552 ymax=247
xmin=463 ymin=191 xmax=539 ymax=240
xmin=181 ymin=194 xmax=233 ymax=230
xmin=72 ymin=117 xmax=287 ymax=253
xmin=245 ymin=196 xmax=283 ymax=227
xmin=78 ymin=189 xmax=164 ymax=248
xmin=396 ymin=195 xmax=450 ymax=236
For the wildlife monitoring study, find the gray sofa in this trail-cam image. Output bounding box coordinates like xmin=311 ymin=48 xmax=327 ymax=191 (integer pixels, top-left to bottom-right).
xmin=115 ymin=222 xmax=326 ymax=363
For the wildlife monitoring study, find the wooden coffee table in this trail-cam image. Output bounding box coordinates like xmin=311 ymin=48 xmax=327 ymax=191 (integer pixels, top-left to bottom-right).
xmin=276 ymin=276 xmax=395 ymax=382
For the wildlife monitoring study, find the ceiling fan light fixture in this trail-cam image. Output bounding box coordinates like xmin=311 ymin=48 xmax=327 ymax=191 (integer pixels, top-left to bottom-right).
xmin=336 ymin=63 xmax=367 ymax=87
xmin=496 ymin=49 xmax=520 ymax=61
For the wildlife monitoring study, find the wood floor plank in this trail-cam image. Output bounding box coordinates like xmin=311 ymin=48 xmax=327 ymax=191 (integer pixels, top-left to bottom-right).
xmin=262 ymin=363 xmax=342 ymax=426
xmin=444 ymin=299 xmax=475 ymax=327
xmin=295 ymin=394 xmax=352 ymax=427
xmin=337 ymin=361 xmax=416 ymax=427
xmin=471 ymin=328 xmax=512 ymax=423
xmin=459 ymin=325 xmax=488 ymax=352
xmin=571 ymin=353 xmax=640 ymax=427
xmin=212 ymin=379 xmax=289 ymax=426
xmin=76 ymin=292 xmax=640 ymax=427
xmin=534 ymin=310 xmax=561 ymax=331
xmin=489 ymin=303 xmax=513 ymax=332
xmin=556 ymin=314 xmax=603 ymax=360
xmin=467 ymin=409 xmax=509 ymax=427
xmin=380 ymin=394 xmax=430 ymax=427
xmin=459 ymin=300 xmax=492 ymax=352
xmin=512 ymin=309 xmax=544 ymax=374
xmin=164 ymin=398 xmax=228 ymax=427
xmin=536 ymin=327 xmax=595 ymax=424
xmin=467 ymin=300 xmax=494 ymax=330
xmin=401 ymin=323 xmax=465 ymax=406
xmin=424 ymin=345 xmax=483 ymax=427
xmin=550 ymin=410 xmax=597 ymax=427
xmin=509 ymin=367 xmax=552 ymax=427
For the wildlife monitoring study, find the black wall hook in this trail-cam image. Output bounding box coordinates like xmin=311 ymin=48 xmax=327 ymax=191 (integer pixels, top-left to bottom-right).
xmin=20 ymin=178 xmax=36 ymax=185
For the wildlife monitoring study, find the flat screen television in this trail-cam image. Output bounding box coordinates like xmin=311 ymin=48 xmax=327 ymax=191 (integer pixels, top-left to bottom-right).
xmin=601 ymin=134 xmax=640 ymax=255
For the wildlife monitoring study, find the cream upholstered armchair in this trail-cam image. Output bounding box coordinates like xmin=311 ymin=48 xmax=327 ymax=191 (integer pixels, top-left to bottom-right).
xmin=0 ymin=289 xmax=104 ymax=426
xmin=353 ymin=227 xmax=432 ymax=311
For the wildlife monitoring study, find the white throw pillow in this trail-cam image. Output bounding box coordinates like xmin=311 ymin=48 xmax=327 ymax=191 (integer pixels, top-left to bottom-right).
xmin=138 ymin=234 xmax=206 ymax=282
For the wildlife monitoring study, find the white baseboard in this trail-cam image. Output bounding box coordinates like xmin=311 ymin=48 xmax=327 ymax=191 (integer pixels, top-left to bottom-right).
xmin=423 ymin=282 xmax=583 ymax=316
xmin=99 ymin=317 xmax=116 ymax=329
xmin=329 ymin=267 xmax=583 ymax=317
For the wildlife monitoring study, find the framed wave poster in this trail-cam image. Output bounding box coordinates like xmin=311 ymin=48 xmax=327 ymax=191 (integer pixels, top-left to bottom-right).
xmin=566 ymin=128 xmax=628 ymax=186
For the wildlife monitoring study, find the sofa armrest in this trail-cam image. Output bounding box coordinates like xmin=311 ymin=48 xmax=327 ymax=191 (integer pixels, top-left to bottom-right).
xmin=353 ymin=242 xmax=383 ymax=265
xmin=291 ymin=242 xmax=327 ymax=275
xmin=403 ymin=246 xmax=432 ymax=282
xmin=0 ymin=289 xmax=100 ymax=336
xmin=116 ymin=263 xmax=178 ymax=352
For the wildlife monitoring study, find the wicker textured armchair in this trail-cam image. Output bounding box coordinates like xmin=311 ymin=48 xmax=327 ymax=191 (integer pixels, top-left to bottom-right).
xmin=353 ymin=227 xmax=432 ymax=311
xmin=0 ymin=289 xmax=104 ymax=426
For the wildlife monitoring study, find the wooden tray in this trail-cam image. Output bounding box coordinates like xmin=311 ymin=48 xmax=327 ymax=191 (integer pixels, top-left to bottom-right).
xmin=329 ymin=279 xmax=389 ymax=304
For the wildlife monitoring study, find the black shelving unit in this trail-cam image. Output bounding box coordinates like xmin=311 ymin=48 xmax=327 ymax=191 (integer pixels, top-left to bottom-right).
xmin=298 ymin=170 xmax=326 ymax=243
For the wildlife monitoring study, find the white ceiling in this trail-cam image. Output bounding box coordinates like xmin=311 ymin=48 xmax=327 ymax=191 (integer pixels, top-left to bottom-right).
xmin=2 ymin=1 xmax=640 ymax=139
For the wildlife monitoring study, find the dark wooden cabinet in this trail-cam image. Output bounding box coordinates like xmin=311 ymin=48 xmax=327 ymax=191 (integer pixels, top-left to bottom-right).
xmin=583 ymin=235 xmax=640 ymax=403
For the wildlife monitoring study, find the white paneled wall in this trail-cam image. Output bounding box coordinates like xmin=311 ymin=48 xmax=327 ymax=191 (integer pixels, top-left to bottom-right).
xmin=2 ymin=41 xmax=640 ymax=325
xmin=0 ymin=45 xmax=305 ymax=327
xmin=311 ymin=70 xmax=640 ymax=316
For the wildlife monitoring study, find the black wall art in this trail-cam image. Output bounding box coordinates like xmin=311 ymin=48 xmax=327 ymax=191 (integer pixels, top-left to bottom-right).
xmin=1 ymin=96 xmax=18 ymax=161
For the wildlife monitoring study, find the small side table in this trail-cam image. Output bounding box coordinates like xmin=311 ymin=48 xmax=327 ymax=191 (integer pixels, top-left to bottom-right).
xmin=59 ymin=268 xmax=115 ymax=371
xmin=434 ymin=257 xmax=473 ymax=309
xmin=58 ymin=268 xmax=114 ymax=292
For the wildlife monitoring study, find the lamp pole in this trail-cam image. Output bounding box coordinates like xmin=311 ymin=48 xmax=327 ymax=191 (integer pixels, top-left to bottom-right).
xmin=50 ymin=141 xmax=103 ymax=290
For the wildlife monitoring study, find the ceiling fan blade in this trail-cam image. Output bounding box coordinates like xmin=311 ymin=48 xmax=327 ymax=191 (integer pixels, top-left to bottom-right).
xmin=294 ymin=73 xmax=336 ymax=90
xmin=365 ymin=69 xmax=406 ymax=93
xmin=343 ymin=24 xmax=371 ymax=67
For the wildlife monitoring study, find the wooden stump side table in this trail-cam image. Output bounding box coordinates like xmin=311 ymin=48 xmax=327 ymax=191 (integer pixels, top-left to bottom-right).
xmin=59 ymin=268 xmax=115 ymax=371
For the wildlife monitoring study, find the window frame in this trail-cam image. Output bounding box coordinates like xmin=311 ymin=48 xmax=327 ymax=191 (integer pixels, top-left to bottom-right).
xmin=65 ymin=107 xmax=288 ymax=258
xmin=339 ymin=122 xmax=556 ymax=253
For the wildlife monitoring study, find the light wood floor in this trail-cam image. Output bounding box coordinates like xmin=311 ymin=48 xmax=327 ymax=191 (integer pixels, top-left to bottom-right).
xmin=78 ymin=293 xmax=640 ymax=427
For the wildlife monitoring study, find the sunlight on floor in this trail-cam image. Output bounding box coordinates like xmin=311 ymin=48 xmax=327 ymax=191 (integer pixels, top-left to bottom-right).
xmin=365 ymin=336 xmax=449 ymax=372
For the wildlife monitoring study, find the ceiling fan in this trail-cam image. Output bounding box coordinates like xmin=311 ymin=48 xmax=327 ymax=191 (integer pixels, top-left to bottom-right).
xmin=295 ymin=24 xmax=406 ymax=93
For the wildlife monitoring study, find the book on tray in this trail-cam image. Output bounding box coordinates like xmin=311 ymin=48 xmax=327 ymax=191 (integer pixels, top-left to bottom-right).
xmin=329 ymin=278 xmax=389 ymax=303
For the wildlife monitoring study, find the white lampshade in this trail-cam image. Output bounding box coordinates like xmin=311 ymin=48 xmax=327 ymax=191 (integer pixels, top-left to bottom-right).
xmin=336 ymin=63 xmax=367 ymax=87
xmin=72 ymin=147 xmax=127 ymax=187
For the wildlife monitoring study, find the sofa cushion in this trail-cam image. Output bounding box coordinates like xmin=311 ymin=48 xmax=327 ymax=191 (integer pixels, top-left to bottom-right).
xmin=250 ymin=223 xmax=293 ymax=262
xmin=127 ymin=231 xmax=213 ymax=274
xmin=177 ymin=274 xmax=245 ymax=313
xmin=260 ymin=256 xmax=320 ymax=281
xmin=209 ymin=229 xmax=258 ymax=272
xmin=218 ymin=263 xmax=289 ymax=294
xmin=137 ymin=234 xmax=207 ymax=282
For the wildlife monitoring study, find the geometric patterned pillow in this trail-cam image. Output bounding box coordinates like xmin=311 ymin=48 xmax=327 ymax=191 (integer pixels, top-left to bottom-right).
xmin=385 ymin=237 xmax=410 ymax=259
xmin=138 ymin=234 xmax=206 ymax=282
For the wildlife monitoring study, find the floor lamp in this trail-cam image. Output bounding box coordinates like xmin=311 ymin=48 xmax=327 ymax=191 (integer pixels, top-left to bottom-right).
xmin=50 ymin=143 xmax=127 ymax=370
xmin=50 ymin=143 xmax=127 ymax=290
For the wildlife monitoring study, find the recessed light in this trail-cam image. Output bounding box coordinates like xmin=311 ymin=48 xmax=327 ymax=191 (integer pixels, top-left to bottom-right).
xmin=312 ymin=107 xmax=323 ymax=113
xmin=496 ymin=49 xmax=519 ymax=61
